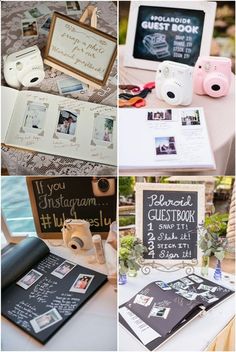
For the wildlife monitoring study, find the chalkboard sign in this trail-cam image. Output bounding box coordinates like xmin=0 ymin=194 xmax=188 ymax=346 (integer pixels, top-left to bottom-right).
xmin=135 ymin=183 xmax=205 ymax=263
xmin=124 ymin=1 xmax=216 ymax=71
xmin=27 ymin=177 xmax=117 ymax=239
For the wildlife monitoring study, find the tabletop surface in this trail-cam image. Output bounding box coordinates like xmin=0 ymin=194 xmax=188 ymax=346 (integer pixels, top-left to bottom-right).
xmin=1 ymin=1 xmax=117 ymax=176
xmin=119 ymin=45 xmax=235 ymax=176
xmin=1 ymin=239 xmax=117 ymax=351
xmin=119 ymin=266 xmax=235 ymax=351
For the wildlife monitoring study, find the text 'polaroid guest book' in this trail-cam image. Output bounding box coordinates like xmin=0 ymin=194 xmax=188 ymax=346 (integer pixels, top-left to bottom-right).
xmin=1 ymin=86 xmax=117 ymax=166
xmin=1 ymin=237 xmax=107 ymax=344
xmin=119 ymin=108 xmax=215 ymax=172
xmin=119 ymin=275 xmax=234 ymax=351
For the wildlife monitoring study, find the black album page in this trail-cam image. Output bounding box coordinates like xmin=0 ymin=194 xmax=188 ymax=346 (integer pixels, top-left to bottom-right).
xmin=119 ymin=274 xmax=234 ymax=351
xmin=2 ymin=238 xmax=107 ymax=344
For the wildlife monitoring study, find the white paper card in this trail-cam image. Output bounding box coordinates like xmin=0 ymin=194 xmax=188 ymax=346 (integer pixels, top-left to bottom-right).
xmin=119 ymin=306 xmax=161 ymax=345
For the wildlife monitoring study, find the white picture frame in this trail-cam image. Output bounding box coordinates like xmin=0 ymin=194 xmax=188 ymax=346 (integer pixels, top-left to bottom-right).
xmin=135 ymin=182 xmax=205 ymax=267
xmin=124 ymin=1 xmax=216 ymax=70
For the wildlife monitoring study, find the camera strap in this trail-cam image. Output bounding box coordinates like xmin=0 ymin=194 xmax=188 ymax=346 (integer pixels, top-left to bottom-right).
xmin=79 ymin=5 xmax=97 ymax=29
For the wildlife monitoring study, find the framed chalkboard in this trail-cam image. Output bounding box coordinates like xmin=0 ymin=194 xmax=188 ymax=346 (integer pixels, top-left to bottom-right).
xmin=27 ymin=177 xmax=117 ymax=239
xmin=124 ymin=1 xmax=216 ymax=70
xmin=135 ymin=183 xmax=205 ymax=265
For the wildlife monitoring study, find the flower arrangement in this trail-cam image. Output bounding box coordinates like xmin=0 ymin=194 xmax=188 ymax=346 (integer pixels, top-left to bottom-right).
xmin=198 ymin=216 xmax=230 ymax=261
xmin=119 ymin=235 xmax=147 ymax=275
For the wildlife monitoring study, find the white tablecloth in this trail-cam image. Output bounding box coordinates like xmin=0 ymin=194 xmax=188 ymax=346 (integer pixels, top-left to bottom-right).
xmin=119 ymin=267 xmax=235 ymax=351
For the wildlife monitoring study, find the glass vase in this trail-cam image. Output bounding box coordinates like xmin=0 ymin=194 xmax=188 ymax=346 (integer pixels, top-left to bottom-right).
xmin=214 ymin=259 xmax=222 ymax=280
xmin=201 ymin=255 xmax=209 ymax=276
xmin=128 ymin=268 xmax=138 ymax=277
xmin=119 ymin=273 xmax=127 ymax=285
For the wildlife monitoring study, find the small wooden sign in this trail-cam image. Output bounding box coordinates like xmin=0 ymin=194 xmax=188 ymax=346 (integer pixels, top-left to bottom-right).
xmin=27 ymin=176 xmax=117 ymax=239
xmin=44 ymin=12 xmax=117 ymax=88
xmin=135 ymin=183 xmax=205 ymax=265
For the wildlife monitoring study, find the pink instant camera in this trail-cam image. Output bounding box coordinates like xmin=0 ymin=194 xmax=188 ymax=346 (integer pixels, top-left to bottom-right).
xmin=193 ymin=56 xmax=231 ymax=98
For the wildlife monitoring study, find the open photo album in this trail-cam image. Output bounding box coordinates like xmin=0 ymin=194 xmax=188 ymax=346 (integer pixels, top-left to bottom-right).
xmin=119 ymin=274 xmax=234 ymax=351
xmin=1 ymin=86 xmax=117 ymax=166
xmin=2 ymin=237 xmax=107 ymax=344
xmin=119 ymin=108 xmax=216 ymax=172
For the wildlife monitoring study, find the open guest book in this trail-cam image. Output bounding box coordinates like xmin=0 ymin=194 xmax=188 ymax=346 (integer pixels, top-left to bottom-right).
xmin=1 ymin=86 xmax=117 ymax=166
xmin=2 ymin=237 xmax=107 ymax=344
xmin=119 ymin=274 xmax=234 ymax=351
xmin=119 ymin=107 xmax=215 ymax=172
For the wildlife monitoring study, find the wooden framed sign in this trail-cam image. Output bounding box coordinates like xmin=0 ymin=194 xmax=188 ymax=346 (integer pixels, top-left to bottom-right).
xmin=135 ymin=183 xmax=205 ymax=265
xmin=44 ymin=12 xmax=117 ymax=88
xmin=124 ymin=1 xmax=216 ymax=70
xmin=27 ymin=176 xmax=117 ymax=239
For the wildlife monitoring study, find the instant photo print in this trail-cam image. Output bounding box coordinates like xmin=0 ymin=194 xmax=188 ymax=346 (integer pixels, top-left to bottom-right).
xmin=124 ymin=1 xmax=216 ymax=70
xmin=2 ymin=237 xmax=107 ymax=344
xmin=119 ymin=275 xmax=234 ymax=351
xmin=1 ymin=87 xmax=117 ymax=166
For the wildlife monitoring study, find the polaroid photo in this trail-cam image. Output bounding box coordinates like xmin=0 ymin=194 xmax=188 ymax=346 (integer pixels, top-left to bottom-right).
xmin=199 ymin=291 xmax=219 ymax=304
xmin=169 ymin=281 xmax=188 ymax=291
xmin=197 ymin=284 xmax=217 ymax=293
xmin=30 ymin=308 xmax=62 ymax=333
xmin=175 ymin=289 xmax=198 ymax=301
xmin=133 ymin=294 xmax=154 ymax=307
xmin=22 ymin=102 xmax=47 ymax=134
xmin=181 ymin=109 xmax=201 ymax=127
xmin=66 ymin=1 xmax=82 ymax=15
xmin=155 ymin=281 xmax=172 ymax=291
xmin=155 ymin=136 xmax=177 ymax=157
xmin=57 ymin=77 xmax=88 ymax=95
xmin=188 ymin=275 xmax=204 ymax=284
xmin=51 ymin=260 xmax=76 ymax=279
xmin=92 ymin=115 xmax=114 ymax=146
xmin=69 ymin=274 xmax=94 ymax=294
xmin=147 ymin=109 xmax=172 ymax=121
xmin=180 ymin=277 xmax=194 ymax=286
xmin=40 ymin=16 xmax=51 ymax=34
xmin=24 ymin=4 xmax=51 ymax=19
xmin=16 ymin=269 xmax=42 ymax=290
xmin=148 ymin=304 xmax=170 ymax=319
xmin=21 ymin=19 xmax=38 ymax=39
xmin=56 ymin=109 xmax=78 ymax=140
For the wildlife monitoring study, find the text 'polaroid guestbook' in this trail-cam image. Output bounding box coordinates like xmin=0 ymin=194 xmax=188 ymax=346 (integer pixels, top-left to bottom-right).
xmin=1 ymin=237 xmax=107 ymax=344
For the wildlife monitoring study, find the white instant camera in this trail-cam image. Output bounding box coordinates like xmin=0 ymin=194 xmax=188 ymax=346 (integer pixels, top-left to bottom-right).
xmin=62 ymin=219 xmax=93 ymax=253
xmin=3 ymin=45 xmax=45 ymax=89
xmin=156 ymin=61 xmax=193 ymax=106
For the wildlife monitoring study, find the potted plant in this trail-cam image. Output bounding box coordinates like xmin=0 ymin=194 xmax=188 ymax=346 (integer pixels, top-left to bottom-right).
xmin=119 ymin=235 xmax=147 ymax=284
xmin=198 ymin=216 xmax=230 ymax=279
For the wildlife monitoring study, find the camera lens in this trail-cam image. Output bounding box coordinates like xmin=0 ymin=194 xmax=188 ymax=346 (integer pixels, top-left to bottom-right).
xmin=211 ymin=84 xmax=220 ymax=91
xmin=97 ymin=178 xmax=110 ymax=193
xmin=30 ymin=77 xmax=39 ymax=83
xmin=167 ymin=91 xmax=175 ymax=99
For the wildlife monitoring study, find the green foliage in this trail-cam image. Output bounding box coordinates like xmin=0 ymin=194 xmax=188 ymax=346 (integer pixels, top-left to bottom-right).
xmin=119 ymin=18 xmax=128 ymax=45
xmin=119 ymin=216 xmax=135 ymax=227
xmin=119 ymin=177 xmax=135 ymax=197
xmin=205 ymin=213 xmax=229 ymax=237
xmin=119 ymin=235 xmax=147 ymax=274
xmin=198 ymin=215 xmax=230 ymax=261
